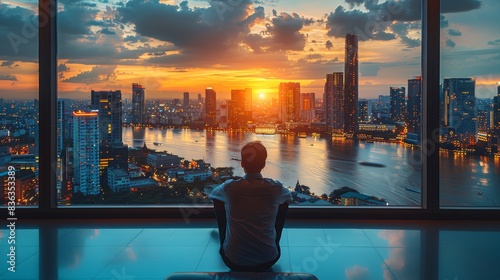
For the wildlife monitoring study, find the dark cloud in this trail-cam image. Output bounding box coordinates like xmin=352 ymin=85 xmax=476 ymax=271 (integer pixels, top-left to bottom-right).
xmin=440 ymin=15 xmax=449 ymax=28
xmin=447 ymin=29 xmax=462 ymax=36
xmin=345 ymin=0 xmax=365 ymax=8
xmin=123 ymin=35 xmax=150 ymax=43
xmin=446 ymin=39 xmax=456 ymax=48
xmin=325 ymin=40 xmax=333 ymax=50
xmin=58 ymin=63 xmax=70 ymax=79
xmin=0 ymin=4 xmax=38 ymax=61
xmin=0 ymin=74 xmax=17 ymax=81
xmin=100 ymin=28 xmax=116 ymax=35
xmin=264 ymin=12 xmax=307 ymax=51
xmin=488 ymin=39 xmax=500 ymax=46
xmin=326 ymin=6 xmax=396 ymax=41
xmin=326 ymin=0 xmax=481 ymax=45
xmin=62 ymin=65 xmax=117 ymax=84
xmin=390 ymin=22 xmax=420 ymax=48
xmin=118 ymin=0 xmax=265 ymax=56
xmin=306 ymin=53 xmax=323 ymax=60
xmin=1 ymin=61 xmax=16 ymax=67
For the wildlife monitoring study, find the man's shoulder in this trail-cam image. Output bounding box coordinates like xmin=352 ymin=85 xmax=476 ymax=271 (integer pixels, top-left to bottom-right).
xmin=263 ymin=178 xmax=283 ymax=187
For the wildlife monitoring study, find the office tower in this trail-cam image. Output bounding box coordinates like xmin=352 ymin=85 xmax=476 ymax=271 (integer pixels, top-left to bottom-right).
xmin=73 ymin=110 xmax=100 ymax=195
xmin=493 ymin=83 xmax=500 ymax=146
xmin=390 ymin=87 xmax=406 ymax=122
xmin=132 ymin=83 xmax=145 ymax=124
xmin=279 ymin=82 xmax=301 ymax=123
xmin=358 ymin=99 xmax=369 ymax=122
xmin=230 ymin=89 xmax=252 ymax=129
xmin=57 ymin=100 xmax=65 ymax=198
xmin=443 ymin=78 xmax=477 ymax=143
xmin=407 ymin=77 xmax=422 ymax=135
xmin=344 ymin=34 xmax=359 ymax=137
xmin=91 ymin=90 xmax=123 ymax=175
xmin=325 ymin=73 xmax=344 ymax=133
xmin=301 ymin=92 xmax=315 ymax=122
xmin=183 ymin=92 xmax=189 ymax=108
xmin=205 ymin=87 xmax=217 ymax=127
xmin=198 ymin=94 xmax=202 ymax=103
xmin=219 ymin=101 xmax=229 ymax=128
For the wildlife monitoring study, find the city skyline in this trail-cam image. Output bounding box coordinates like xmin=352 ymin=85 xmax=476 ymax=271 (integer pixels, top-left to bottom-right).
xmin=1 ymin=0 xmax=500 ymax=100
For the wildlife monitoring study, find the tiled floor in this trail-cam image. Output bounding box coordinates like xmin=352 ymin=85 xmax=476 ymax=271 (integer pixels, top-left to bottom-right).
xmin=0 ymin=220 xmax=499 ymax=279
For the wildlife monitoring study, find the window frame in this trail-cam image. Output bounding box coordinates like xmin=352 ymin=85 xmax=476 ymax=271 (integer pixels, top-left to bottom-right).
xmin=11 ymin=0 xmax=498 ymax=220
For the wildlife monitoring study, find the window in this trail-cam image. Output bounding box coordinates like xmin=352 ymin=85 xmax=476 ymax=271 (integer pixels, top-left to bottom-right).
xmin=0 ymin=0 xmax=39 ymax=206
xmin=439 ymin=0 xmax=500 ymax=207
xmin=53 ymin=0 xmax=425 ymax=207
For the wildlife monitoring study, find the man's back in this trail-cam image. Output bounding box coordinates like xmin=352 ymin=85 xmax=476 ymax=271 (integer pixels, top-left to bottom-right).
xmin=210 ymin=174 xmax=292 ymax=266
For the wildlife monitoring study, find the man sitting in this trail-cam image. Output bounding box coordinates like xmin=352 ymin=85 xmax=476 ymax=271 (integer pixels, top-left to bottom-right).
xmin=209 ymin=141 xmax=293 ymax=272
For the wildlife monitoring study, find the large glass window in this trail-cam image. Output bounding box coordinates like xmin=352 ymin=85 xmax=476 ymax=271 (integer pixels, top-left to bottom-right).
xmin=55 ymin=0 xmax=423 ymax=207
xmin=0 ymin=0 xmax=39 ymax=206
xmin=439 ymin=0 xmax=500 ymax=207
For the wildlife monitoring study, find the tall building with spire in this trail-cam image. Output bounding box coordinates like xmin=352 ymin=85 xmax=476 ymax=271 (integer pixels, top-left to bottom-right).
xmin=344 ymin=34 xmax=359 ymax=137
xmin=132 ymin=83 xmax=145 ymax=124
xmin=325 ymin=72 xmax=344 ymax=134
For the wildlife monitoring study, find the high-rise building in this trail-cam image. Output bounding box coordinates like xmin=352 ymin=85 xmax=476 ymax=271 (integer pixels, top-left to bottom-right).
xmin=183 ymin=92 xmax=189 ymax=108
xmin=57 ymin=100 xmax=65 ymax=198
xmin=407 ymin=77 xmax=422 ymax=136
xmin=279 ymin=82 xmax=301 ymax=123
xmin=325 ymin=73 xmax=344 ymax=134
xmin=205 ymin=87 xmax=217 ymax=127
xmin=493 ymin=83 xmax=500 ymax=147
xmin=132 ymin=83 xmax=145 ymax=124
xmin=344 ymin=34 xmax=359 ymax=137
xmin=390 ymin=87 xmax=406 ymax=122
xmin=72 ymin=110 xmax=100 ymax=195
xmin=229 ymin=89 xmax=252 ymax=129
xmin=358 ymin=99 xmax=369 ymax=122
xmin=443 ymin=78 xmax=477 ymax=143
xmin=301 ymin=92 xmax=316 ymax=122
xmin=91 ymin=90 xmax=123 ymax=174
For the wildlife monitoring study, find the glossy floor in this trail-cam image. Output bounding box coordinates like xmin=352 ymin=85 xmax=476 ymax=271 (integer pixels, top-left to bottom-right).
xmin=0 ymin=220 xmax=499 ymax=280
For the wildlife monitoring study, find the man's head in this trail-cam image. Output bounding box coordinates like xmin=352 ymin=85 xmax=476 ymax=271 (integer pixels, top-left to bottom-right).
xmin=241 ymin=141 xmax=267 ymax=173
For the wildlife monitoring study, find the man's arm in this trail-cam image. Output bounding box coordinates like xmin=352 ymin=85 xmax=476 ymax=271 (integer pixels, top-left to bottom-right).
xmin=213 ymin=199 xmax=227 ymax=245
xmin=275 ymin=202 xmax=289 ymax=244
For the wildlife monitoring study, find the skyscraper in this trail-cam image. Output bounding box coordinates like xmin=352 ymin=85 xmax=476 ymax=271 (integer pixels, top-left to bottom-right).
xmin=407 ymin=77 xmax=422 ymax=135
xmin=132 ymin=83 xmax=145 ymax=124
xmin=493 ymin=83 xmax=500 ymax=144
xmin=279 ymin=82 xmax=301 ymax=123
xmin=183 ymin=92 xmax=189 ymax=108
xmin=205 ymin=87 xmax=217 ymax=127
xmin=73 ymin=110 xmax=100 ymax=195
xmin=344 ymin=34 xmax=359 ymax=137
xmin=443 ymin=78 xmax=477 ymax=143
xmin=358 ymin=99 xmax=369 ymax=122
xmin=325 ymin=73 xmax=344 ymax=134
xmin=229 ymin=88 xmax=252 ymax=129
xmin=91 ymin=90 xmax=124 ymax=174
xmin=390 ymin=87 xmax=406 ymax=122
xmin=57 ymin=100 xmax=65 ymax=198
xmin=301 ymin=92 xmax=315 ymax=122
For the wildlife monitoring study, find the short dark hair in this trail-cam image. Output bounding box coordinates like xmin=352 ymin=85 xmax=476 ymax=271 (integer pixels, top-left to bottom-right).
xmin=241 ymin=141 xmax=267 ymax=173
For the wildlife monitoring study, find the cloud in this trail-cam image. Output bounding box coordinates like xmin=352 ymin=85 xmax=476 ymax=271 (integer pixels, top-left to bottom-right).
xmin=58 ymin=63 xmax=71 ymax=79
xmin=345 ymin=265 xmax=369 ymax=280
xmin=0 ymin=74 xmax=18 ymax=81
xmin=0 ymin=4 xmax=38 ymax=61
xmin=446 ymin=38 xmax=456 ymax=48
xmin=305 ymin=53 xmax=323 ymax=59
xmin=390 ymin=22 xmax=420 ymax=48
xmin=326 ymin=6 xmax=396 ymax=42
xmin=440 ymin=15 xmax=449 ymax=28
xmin=448 ymin=29 xmax=462 ymax=36
xmin=264 ymin=12 xmax=307 ymax=51
xmin=488 ymin=39 xmax=500 ymax=45
xmin=325 ymin=40 xmax=333 ymax=50
xmin=1 ymin=61 xmax=16 ymax=67
xmin=62 ymin=65 xmax=117 ymax=84
xmin=360 ymin=62 xmax=381 ymax=76
xmin=345 ymin=0 xmax=365 ymax=8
